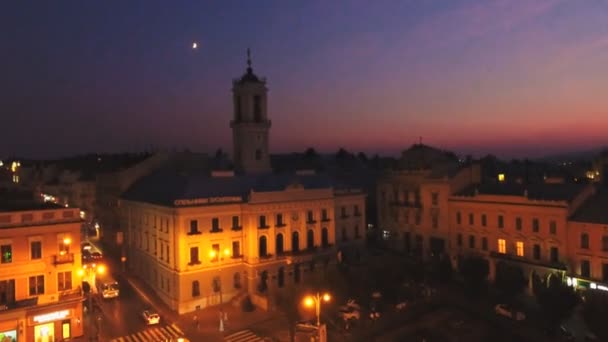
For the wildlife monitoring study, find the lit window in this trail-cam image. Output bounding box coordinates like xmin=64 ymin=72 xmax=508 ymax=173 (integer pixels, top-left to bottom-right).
xmin=498 ymin=239 xmax=506 ymax=254
xmin=516 ymin=241 xmax=524 ymax=257
xmin=498 ymin=174 xmax=505 ymax=182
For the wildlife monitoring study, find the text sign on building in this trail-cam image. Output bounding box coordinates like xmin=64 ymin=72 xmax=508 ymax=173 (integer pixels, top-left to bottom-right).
xmin=33 ymin=310 xmax=70 ymax=323
xmin=174 ymin=196 xmax=242 ymax=206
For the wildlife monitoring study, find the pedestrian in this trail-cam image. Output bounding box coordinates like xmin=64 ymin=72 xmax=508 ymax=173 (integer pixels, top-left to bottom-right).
xmin=193 ymin=314 xmax=198 ymax=330
xmin=223 ymin=311 xmax=229 ymax=328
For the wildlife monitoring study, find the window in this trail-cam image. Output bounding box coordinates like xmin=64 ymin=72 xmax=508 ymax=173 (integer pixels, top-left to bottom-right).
xmin=259 ymin=215 xmax=267 ymax=228
xmin=533 ymin=218 xmax=539 ymax=233
xmin=432 ymin=216 xmax=438 ymax=229
xmin=581 ymin=233 xmax=589 ymax=249
xmin=211 ymin=244 xmax=220 ymax=262
xmin=602 ymin=236 xmax=608 ymax=251
xmin=278 ymin=267 xmax=285 ymax=288
xmin=307 ymin=211 xmax=315 ymax=223
xmin=307 ymin=230 xmax=314 ymax=249
xmin=0 ymin=279 xmax=16 ymax=306
xmin=232 ymin=241 xmax=240 ymax=257
xmin=322 ymin=209 xmax=329 ymax=221
xmin=533 ymin=244 xmax=541 ymax=260
xmin=276 ymin=214 xmax=284 ymax=226
xmin=1 ymin=245 xmax=11 ymax=263
xmin=212 ymin=277 xmax=221 ymax=293
xmin=469 ymin=235 xmax=475 ymax=249
xmin=253 ymin=95 xmax=262 ymax=121
xmin=29 ymin=275 xmax=44 ymax=295
xmin=235 ymin=95 xmax=242 ymax=121
xmin=498 ymin=239 xmax=506 ymax=254
xmin=166 ymin=245 xmax=170 ymax=263
xmin=259 ymin=236 xmax=268 ymax=257
xmin=211 ymin=218 xmax=220 ymax=231
xmin=255 ymin=149 xmax=262 ymax=161
xmin=516 ymin=241 xmax=524 ymax=257
xmin=468 ymin=213 xmax=474 ymax=225
xmin=481 ymin=214 xmax=487 ymax=227
xmin=415 ymin=212 xmax=421 ymax=225
xmin=581 ymin=260 xmax=590 ymax=278
xmin=341 ymin=206 xmax=347 ymax=218
xmin=189 ymin=220 xmax=199 ymax=234
xmin=294 ymin=264 xmax=301 ymax=283
xmin=498 ymin=215 xmax=504 ymax=229
xmin=58 ymin=271 xmax=72 ymax=291
xmin=456 ymin=212 xmax=462 ymax=224
xmin=233 ymin=272 xmax=241 ymax=289
xmin=192 ymin=281 xmax=200 ymax=297
xmin=549 ymin=221 xmax=557 ymax=235
xmin=31 ymin=241 xmax=42 ymax=260
xmin=457 ymin=234 xmax=463 ymax=247
xmin=515 ymin=217 xmax=522 ymax=231
xmin=293 ymin=231 xmax=300 ymax=251
xmin=190 ymin=247 xmax=199 ymax=264
xmin=431 ymin=192 xmax=439 ymax=206
xmin=482 ymin=237 xmax=488 ymax=251
xmin=550 ymin=247 xmax=559 ymax=263
xmin=232 ymin=216 xmax=240 ymax=230
xmin=354 ymin=225 xmax=360 ymax=238
xmin=354 ymin=205 xmax=361 ymax=216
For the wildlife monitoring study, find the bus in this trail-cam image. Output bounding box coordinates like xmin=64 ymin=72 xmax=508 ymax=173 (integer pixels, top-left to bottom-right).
xmin=95 ymin=273 xmax=119 ymax=299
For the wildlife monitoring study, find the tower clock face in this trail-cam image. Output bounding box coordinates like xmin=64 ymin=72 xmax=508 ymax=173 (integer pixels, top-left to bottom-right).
xmin=292 ymin=213 xmax=299 ymax=221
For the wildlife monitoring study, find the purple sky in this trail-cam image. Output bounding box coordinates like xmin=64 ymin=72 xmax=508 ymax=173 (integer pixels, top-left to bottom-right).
xmin=2 ymin=0 xmax=608 ymax=159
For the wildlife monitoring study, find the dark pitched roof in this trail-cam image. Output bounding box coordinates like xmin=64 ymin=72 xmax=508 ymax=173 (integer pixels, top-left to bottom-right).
xmin=122 ymin=168 xmax=348 ymax=206
xmin=456 ymin=183 xmax=586 ymax=202
xmin=0 ymin=190 xmax=63 ymax=212
xmin=570 ymin=189 xmax=608 ymax=224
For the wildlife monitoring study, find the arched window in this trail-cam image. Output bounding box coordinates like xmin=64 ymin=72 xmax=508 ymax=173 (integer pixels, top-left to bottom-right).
xmin=233 ymin=272 xmax=241 ymax=289
xmin=276 ymin=233 xmax=284 ymax=254
xmin=581 ymin=233 xmax=589 ymax=249
xmin=294 ymin=264 xmax=301 ymax=283
xmin=192 ymin=280 xmax=200 ymax=297
xmin=278 ymin=267 xmax=285 ymax=288
xmin=212 ymin=277 xmax=221 ymax=293
xmin=307 ymin=229 xmax=315 ymax=250
xmin=321 ymin=228 xmax=329 ymax=247
xmin=258 ymin=270 xmax=268 ymax=293
xmin=259 ymin=236 xmax=268 ymax=257
xmin=292 ymin=231 xmax=300 ymax=252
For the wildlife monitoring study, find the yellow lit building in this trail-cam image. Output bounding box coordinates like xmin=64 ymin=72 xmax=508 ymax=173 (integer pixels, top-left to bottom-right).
xmin=120 ymin=53 xmax=366 ymax=314
xmin=0 ymin=192 xmax=83 ymax=341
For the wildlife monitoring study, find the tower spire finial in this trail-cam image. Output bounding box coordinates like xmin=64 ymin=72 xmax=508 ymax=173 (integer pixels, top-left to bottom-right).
xmin=246 ymin=48 xmax=252 ymax=72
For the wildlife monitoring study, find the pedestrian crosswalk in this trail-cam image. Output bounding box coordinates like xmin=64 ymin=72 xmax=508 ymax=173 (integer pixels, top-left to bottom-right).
xmin=224 ymin=329 xmax=264 ymax=342
xmin=110 ymin=323 xmax=184 ymax=342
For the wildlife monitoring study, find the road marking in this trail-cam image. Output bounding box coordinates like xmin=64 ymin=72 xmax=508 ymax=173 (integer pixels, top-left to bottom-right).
xmin=170 ymin=323 xmax=183 ymax=335
xmin=224 ymin=329 xmax=264 ymax=342
xmin=124 ymin=335 xmax=135 ymax=342
xmin=164 ymin=325 xmax=180 ymax=337
xmin=141 ymin=329 xmax=155 ymax=340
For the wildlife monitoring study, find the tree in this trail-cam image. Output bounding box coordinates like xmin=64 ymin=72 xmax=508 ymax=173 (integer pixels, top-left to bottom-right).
xmin=459 ymin=256 xmax=489 ymax=297
xmin=494 ymin=262 xmax=526 ymax=303
xmin=536 ymin=277 xmax=580 ymax=335
xmin=583 ymin=290 xmax=608 ymax=341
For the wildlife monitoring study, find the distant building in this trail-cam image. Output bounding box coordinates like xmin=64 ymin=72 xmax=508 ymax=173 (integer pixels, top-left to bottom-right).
xmin=0 ymin=190 xmax=84 ymax=341
xmin=120 ymin=53 xmax=366 ymax=313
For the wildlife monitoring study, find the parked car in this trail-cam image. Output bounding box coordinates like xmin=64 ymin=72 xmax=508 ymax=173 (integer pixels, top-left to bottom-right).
xmin=338 ymin=307 xmax=360 ymax=321
xmin=81 ymin=242 xmax=92 ymax=251
xmin=142 ymin=310 xmax=160 ymax=325
xmin=494 ymin=304 xmax=525 ymax=321
xmin=90 ymin=252 xmax=103 ymax=260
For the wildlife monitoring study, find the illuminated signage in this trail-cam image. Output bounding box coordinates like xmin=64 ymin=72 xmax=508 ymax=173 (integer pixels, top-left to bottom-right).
xmin=174 ymin=196 xmax=242 ymax=206
xmin=33 ymin=310 xmax=70 ymax=323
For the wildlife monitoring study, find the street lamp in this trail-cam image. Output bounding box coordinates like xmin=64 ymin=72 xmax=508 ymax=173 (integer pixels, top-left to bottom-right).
xmin=303 ymin=292 xmax=331 ymax=326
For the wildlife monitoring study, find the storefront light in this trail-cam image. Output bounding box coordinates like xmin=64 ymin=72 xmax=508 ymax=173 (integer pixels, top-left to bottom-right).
xmin=590 ymin=283 xmax=597 ymax=289
xmin=566 ymin=277 xmax=572 ymax=286
xmin=33 ymin=310 xmax=70 ymax=323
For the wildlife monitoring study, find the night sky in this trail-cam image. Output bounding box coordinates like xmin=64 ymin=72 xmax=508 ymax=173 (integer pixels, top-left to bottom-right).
xmin=2 ymin=0 xmax=608 ymax=160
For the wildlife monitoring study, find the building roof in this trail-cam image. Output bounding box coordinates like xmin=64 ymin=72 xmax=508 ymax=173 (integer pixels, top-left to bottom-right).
xmin=570 ymin=188 xmax=608 ymax=224
xmin=456 ymin=182 xmax=587 ymax=202
xmin=0 ymin=189 xmax=63 ymax=212
xmin=122 ymin=167 xmax=353 ymax=207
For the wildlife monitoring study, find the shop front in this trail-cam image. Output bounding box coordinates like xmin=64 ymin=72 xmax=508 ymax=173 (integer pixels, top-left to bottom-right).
xmin=26 ymin=299 xmax=83 ymax=342
xmin=0 ymin=309 xmax=25 ymax=342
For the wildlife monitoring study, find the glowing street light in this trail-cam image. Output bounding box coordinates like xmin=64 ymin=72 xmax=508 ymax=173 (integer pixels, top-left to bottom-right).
xmin=303 ymin=292 xmax=331 ymax=326
xmin=63 ymin=237 xmax=71 ymax=245
xmin=209 ymin=250 xmax=217 ymax=259
xmin=97 ymin=264 xmax=106 ymax=275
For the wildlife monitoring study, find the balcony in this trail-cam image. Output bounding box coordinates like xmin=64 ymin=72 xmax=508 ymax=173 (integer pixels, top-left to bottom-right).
xmin=209 ymin=228 xmax=223 ymax=234
xmin=321 ymin=217 xmax=331 ymax=222
xmin=275 ymin=223 xmax=287 ymax=228
xmin=53 ymin=253 xmax=74 ymax=265
xmin=231 ymin=226 xmax=242 ymax=231
xmin=258 ymin=225 xmax=270 ymax=230
xmin=187 ymin=230 xmax=202 ymax=236
xmin=306 ymin=220 xmax=317 ymax=225
xmin=59 ymin=287 xmax=83 ymax=301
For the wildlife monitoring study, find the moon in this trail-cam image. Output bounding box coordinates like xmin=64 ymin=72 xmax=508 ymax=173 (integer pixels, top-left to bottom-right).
xmin=192 ymin=42 xmax=198 ymax=50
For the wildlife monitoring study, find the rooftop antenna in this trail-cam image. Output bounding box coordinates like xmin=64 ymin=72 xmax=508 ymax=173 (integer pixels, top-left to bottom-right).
xmin=246 ymin=48 xmax=252 ymax=72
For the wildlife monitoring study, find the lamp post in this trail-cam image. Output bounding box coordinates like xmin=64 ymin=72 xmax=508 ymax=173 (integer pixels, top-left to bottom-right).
xmin=303 ymin=292 xmax=331 ymax=327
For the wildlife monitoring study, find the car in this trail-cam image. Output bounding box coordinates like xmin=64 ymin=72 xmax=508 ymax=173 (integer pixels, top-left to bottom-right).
xmin=82 ymin=250 xmax=92 ymax=261
xmin=81 ymin=242 xmax=92 ymax=251
xmin=142 ymin=310 xmax=160 ymax=325
xmin=338 ymin=307 xmax=360 ymax=321
xmin=494 ymin=304 xmax=525 ymax=321
xmin=90 ymin=252 xmax=103 ymax=260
